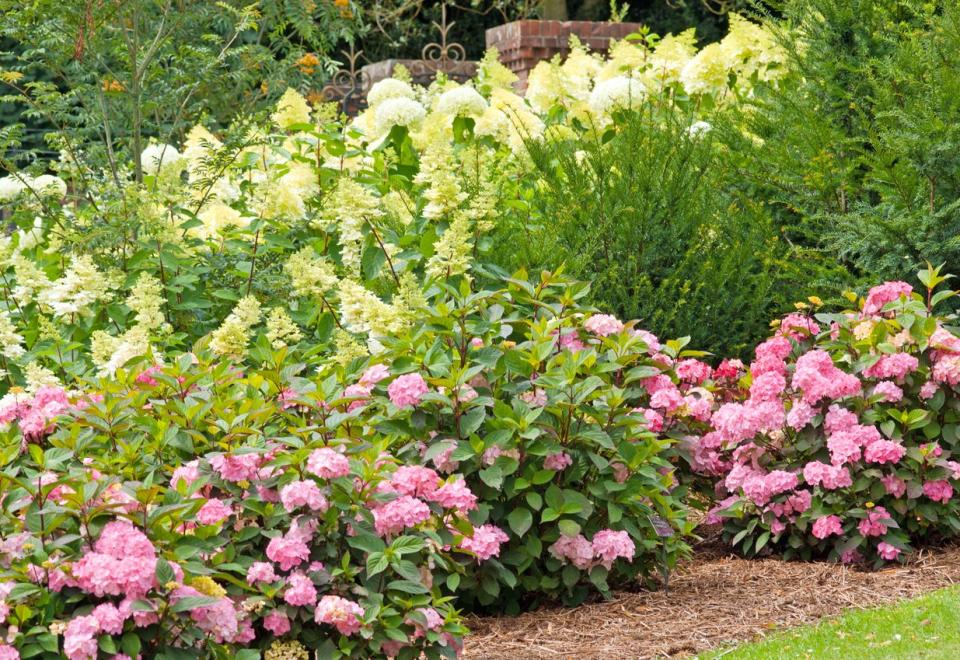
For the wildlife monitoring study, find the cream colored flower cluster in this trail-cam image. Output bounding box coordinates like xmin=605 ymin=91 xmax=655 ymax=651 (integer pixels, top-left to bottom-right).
xmin=0 ymin=15 xmax=790 ymax=380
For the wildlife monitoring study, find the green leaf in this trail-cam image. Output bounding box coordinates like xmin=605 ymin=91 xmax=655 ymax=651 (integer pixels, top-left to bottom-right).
xmin=366 ymin=552 xmax=389 ymax=577
xmin=170 ymin=596 xmax=222 ymax=613
xmin=507 ymin=507 xmax=533 ymax=536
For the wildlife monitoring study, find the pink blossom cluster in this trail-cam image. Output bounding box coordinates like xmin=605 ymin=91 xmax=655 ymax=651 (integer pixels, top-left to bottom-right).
xmin=72 ymin=520 xmax=157 ymax=599
xmin=862 ymin=281 xmax=912 ymax=316
xmin=459 ymin=524 xmax=509 ymax=561
xmin=791 ymin=350 xmax=861 ymax=404
xmin=315 ymin=595 xmax=364 ymax=635
xmin=0 ymin=386 xmax=72 ymax=441
xmin=307 ymin=447 xmax=350 ymax=479
xmin=549 ymin=530 xmax=636 ymax=570
xmin=583 ymin=314 xmax=624 ymax=337
xmin=387 ymin=373 xmax=429 ymax=408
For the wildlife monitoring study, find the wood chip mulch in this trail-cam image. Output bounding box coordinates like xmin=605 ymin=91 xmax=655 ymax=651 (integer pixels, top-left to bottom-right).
xmin=463 ymin=543 xmax=960 ymax=659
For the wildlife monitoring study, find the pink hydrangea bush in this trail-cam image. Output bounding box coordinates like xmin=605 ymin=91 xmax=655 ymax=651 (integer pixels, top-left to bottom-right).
xmin=341 ymin=271 xmax=695 ymax=611
xmin=0 ymin=358 xmax=501 ymax=658
xmin=697 ymin=267 xmax=960 ymax=564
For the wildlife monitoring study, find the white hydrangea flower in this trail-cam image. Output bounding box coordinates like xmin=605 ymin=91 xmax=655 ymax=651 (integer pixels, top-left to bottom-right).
xmin=31 ymin=175 xmax=67 ymax=198
xmin=0 ymin=175 xmax=26 ymax=201
xmin=374 ymin=97 xmax=427 ymax=135
xmin=588 ymin=76 xmax=646 ymax=116
xmin=435 ymin=85 xmax=488 ymax=117
xmin=688 ymin=121 xmax=713 ymax=138
xmin=366 ymin=78 xmax=417 ymax=108
xmin=140 ymin=143 xmax=183 ymax=176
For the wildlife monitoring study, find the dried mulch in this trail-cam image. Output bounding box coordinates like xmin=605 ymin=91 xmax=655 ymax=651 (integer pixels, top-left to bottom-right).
xmin=463 ymin=540 xmax=960 ymax=659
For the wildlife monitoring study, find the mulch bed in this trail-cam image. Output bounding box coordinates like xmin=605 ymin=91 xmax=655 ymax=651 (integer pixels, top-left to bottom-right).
xmin=463 ymin=541 xmax=960 ymax=659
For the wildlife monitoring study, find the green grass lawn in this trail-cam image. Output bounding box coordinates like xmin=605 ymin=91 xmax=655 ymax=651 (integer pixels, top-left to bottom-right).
xmin=700 ymin=585 xmax=960 ymax=659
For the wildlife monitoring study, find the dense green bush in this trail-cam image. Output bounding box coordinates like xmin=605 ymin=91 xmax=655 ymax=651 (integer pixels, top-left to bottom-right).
xmin=732 ymin=0 xmax=960 ymax=282
xmin=365 ymin=269 xmax=696 ymax=612
xmin=500 ymin=102 xmax=792 ymax=358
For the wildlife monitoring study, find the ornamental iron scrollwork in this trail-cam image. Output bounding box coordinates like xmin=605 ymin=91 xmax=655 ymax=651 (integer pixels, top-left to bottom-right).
xmin=421 ymin=3 xmax=467 ymax=75
xmin=320 ymin=44 xmax=368 ymax=114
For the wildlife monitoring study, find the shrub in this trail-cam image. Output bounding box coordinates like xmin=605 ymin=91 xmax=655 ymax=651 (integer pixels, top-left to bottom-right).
xmin=695 ymin=265 xmax=960 ymax=565
xmin=321 ymin=269 xmax=698 ymax=612
xmin=0 ymin=357 xmax=490 ymax=659
xmin=732 ymin=0 xmax=960 ymax=283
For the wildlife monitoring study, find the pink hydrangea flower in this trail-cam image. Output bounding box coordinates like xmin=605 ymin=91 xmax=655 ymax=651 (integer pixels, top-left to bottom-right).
xmin=741 ymin=470 xmax=799 ymax=506
xmin=390 ymin=466 xmax=440 ymax=498
xmin=631 ymin=329 xmax=661 ymax=352
xmin=280 ymin=480 xmax=329 ymax=513
xmin=428 ymin=477 xmax=477 ymax=511
xmin=72 ymin=521 xmax=157 ymax=599
xmin=263 ymin=610 xmax=291 ymax=636
xmin=786 ymin=400 xmax=816 ymax=431
xmin=407 ymin=606 xmax=444 ymax=639
xmin=591 ymin=530 xmax=636 ymax=569
xmin=315 ymin=595 xmax=364 ymax=636
xmin=0 ymin=644 xmax=19 ymax=660
xmin=863 ymin=281 xmax=912 ymax=315
xmin=777 ymin=313 xmax=820 ymax=340
xmin=343 ymin=384 xmax=372 ymax=411
xmin=923 ymin=480 xmax=953 ymax=503
xmin=266 ymin=523 xmax=313 ymax=571
xmin=792 ymin=350 xmax=862 ymax=404
xmin=877 ymin=542 xmax=901 ymax=561
xmin=864 ymin=440 xmax=906 ymax=465
xmin=388 ymin=373 xmax=429 ymax=408
xmin=210 ymin=452 xmax=262 ymax=482
xmin=307 ymin=447 xmax=350 ymax=479
xmin=196 ymin=498 xmax=234 ymax=525
xmin=544 ymin=452 xmax=573 ymax=471
xmin=283 ymin=572 xmax=317 ymax=607
xmin=824 ymin=405 xmax=858 ymax=434
xmin=460 ymin=524 xmax=509 ymax=561
xmin=863 ymin=353 xmax=919 ymax=381
xmin=548 ymin=533 xmax=594 ymax=569
xmin=247 ymin=562 xmax=279 ymax=585
xmin=919 ymin=381 xmax=939 ymax=399
xmin=635 ymin=407 xmax=664 ymax=432
xmin=91 ymin=603 xmax=125 ymax=635
xmin=827 ymin=432 xmax=861 ymax=466
xmin=373 ymin=496 xmax=431 ymax=537
xmin=857 ymin=507 xmax=891 ymax=537
xmin=872 ymin=381 xmax=903 ymax=403
xmin=519 ymin=388 xmax=547 ymax=407
xmin=749 ymin=371 xmax=786 ymax=402
xmin=583 ymin=314 xmax=623 ymax=337
xmin=881 ymin=473 xmax=907 ymax=498
xmin=811 ymin=515 xmax=843 ymax=539
xmin=676 ymin=359 xmax=713 ymax=384
xmin=359 ymin=364 xmax=390 ymax=387
xmin=802 ymin=461 xmax=852 ymax=490
xmin=170 ymin=460 xmax=201 ymax=489
xmin=714 ymin=358 xmax=745 ymax=380
xmin=64 ymin=615 xmax=99 ymax=660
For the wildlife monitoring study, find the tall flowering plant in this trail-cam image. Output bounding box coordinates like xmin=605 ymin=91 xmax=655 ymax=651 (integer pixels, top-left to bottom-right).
xmin=316 ymin=269 xmax=696 ymax=611
xmin=696 ymin=265 xmax=960 ymax=564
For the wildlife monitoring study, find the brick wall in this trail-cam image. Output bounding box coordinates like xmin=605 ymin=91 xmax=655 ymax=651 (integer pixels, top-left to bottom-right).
xmin=486 ymin=20 xmax=643 ymax=90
